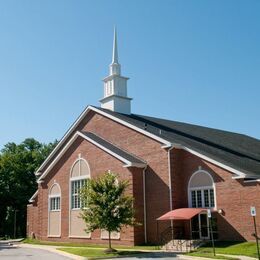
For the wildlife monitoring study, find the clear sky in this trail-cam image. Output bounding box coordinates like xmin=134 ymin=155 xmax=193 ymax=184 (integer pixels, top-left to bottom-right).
xmin=0 ymin=0 xmax=259 ymax=149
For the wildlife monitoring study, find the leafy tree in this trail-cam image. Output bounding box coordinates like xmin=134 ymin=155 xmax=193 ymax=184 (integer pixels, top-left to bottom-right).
xmin=80 ymin=172 xmax=136 ymax=252
xmin=0 ymin=138 xmax=57 ymax=238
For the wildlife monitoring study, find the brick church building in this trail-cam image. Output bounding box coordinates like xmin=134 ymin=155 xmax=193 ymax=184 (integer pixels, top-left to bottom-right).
xmin=27 ymin=30 xmax=260 ymax=246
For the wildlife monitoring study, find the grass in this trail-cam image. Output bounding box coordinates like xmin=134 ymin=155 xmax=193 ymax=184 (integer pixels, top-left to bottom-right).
xmin=188 ymin=241 xmax=259 ymax=259
xmin=24 ymin=238 xmax=259 ymax=258
xmin=58 ymin=247 xmax=146 ymax=259
xmin=23 ymin=238 xmax=157 ymax=250
xmin=188 ymin=251 xmax=239 ymax=259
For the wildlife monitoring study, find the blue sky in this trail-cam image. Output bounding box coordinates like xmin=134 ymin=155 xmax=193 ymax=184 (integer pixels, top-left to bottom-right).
xmin=0 ymin=0 xmax=259 ymax=149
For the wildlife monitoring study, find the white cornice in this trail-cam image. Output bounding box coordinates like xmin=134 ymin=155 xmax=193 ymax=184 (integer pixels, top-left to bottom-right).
xmin=103 ymin=75 xmax=129 ymax=81
xmin=99 ymin=95 xmax=132 ymax=102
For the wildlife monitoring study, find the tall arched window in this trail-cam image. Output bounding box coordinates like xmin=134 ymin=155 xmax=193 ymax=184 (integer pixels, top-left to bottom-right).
xmin=48 ymin=183 xmax=61 ymax=237
xmin=70 ymin=158 xmax=91 ymax=209
xmin=188 ymin=170 xmax=216 ymax=209
xmin=69 ymin=157 xmax=91 ymax=238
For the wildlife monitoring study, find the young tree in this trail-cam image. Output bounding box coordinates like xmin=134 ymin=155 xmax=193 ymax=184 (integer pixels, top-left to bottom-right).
xmin=80 ymin=172 xmax=136 ymax=252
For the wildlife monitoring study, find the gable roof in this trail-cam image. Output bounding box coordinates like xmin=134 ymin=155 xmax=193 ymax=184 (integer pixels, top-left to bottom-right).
xmin=94 ymin=106 xmax=260 ymax=178
xmin=37 ymin=131 xmax=146 ymax=182
xmin=35 ymin=105 xmax=170 ymax=176
xmin=80 ymin=131 xmax=146 ymax=168
xmin=36 ymin=105 xmax=260 ymax=180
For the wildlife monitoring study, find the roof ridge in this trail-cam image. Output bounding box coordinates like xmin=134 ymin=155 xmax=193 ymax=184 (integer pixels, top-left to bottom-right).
xmin=133 ymin=113 xmax=260 ymax=141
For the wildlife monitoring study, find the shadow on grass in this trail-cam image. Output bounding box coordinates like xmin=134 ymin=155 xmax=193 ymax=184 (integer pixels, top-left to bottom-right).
xmin=201 ymin=241 xmax=244 ymax=248
xmin=94 ymin=252 xmax=178 ymax=259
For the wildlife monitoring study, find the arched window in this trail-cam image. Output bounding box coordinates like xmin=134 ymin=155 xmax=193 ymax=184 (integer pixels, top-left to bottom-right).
xmin=70 ymin=158 xmax=90 ymax=209
xmin=48 ymin=183 xmax=61 ymax=237
xmin=188 ymin=170 xmax=216 ymax=209
xmin=49 ymin=183 xmax=61 ymax=211
xmin=69 ymin=157 xmax=91 ymax=238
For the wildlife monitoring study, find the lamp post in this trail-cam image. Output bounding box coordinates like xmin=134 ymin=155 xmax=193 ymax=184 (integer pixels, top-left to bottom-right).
xmin=207 ymin=209 xmax=215 ymax=256
xmin=13 ymin=209 xmax=18 ymax=239
xmin=251 ymin=206 xmax=260 ymax=260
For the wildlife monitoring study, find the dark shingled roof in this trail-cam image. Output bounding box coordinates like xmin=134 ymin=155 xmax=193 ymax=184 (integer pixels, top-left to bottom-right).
xmin=93 ymin=106 xmax=260 ymax=178
xmin=80 ymin=131 xmax=146 ymax=166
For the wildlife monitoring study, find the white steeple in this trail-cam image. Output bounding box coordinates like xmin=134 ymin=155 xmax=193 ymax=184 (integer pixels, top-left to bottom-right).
xmin=100 ymin=28 xmax=132 ymax=115
xmin=110 ymin=28 xmax=121 ymax=76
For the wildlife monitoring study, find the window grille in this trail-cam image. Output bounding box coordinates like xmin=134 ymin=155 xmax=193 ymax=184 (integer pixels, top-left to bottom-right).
xmin=71 ymin=179 xmax=86 ymax=209
xmin=50 ymin=197 xmax=61 ymax=211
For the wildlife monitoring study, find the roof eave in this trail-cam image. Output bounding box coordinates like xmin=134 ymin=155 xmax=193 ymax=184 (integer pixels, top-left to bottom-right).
xmin=123 ymin=162 xmax=147 ymax=168
xmin=29 ymin=190 xmax=38 ymax=203
xmin=35 ymin=106 xmax=93 ymax=175
xmin=38 ymin=130 xmax=147 ymax=182
xmin=35 ymin=105 xmax=170 ymax=177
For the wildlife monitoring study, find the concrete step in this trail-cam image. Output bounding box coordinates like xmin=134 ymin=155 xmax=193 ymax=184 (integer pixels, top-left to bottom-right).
xmin=162 ymin=239 xmax=203 ymax=252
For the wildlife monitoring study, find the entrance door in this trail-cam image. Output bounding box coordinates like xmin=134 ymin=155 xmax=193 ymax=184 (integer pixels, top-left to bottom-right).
xmin=199 ymin=213 xmax=209 ymax=239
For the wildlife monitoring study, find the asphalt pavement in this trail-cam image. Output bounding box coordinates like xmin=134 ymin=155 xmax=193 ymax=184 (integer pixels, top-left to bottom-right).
xmin=0 ymin=243 xmax=72 ymax=260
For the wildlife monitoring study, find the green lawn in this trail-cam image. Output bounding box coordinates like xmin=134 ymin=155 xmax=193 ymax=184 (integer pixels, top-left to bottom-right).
xmin=24 ymin=238 xmax=259 ymax=259
xmin=188 ymin=252 xmax=239 ymax=260
xmin=58 ymin=247 xmax=146 ymax=259
xmin=23 ymin=238 xmax=157 ymax=250
xmin=188 ymin=241 xmax=258 ymax=259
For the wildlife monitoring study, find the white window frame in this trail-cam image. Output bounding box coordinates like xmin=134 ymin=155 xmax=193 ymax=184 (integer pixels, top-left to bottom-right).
xmin=71 ymin=177 xmax=87 ymax=210
xmin=49 ymin=195 xmax=61 ymax=212
xmin=190 ymin=186 xmax=215 ymax=208
xmin=69 ymin=157 xmax=91 ymax=238
xmin=188 ymin=170 xmax=217 ymax=210
xmin=48 ymin=182 xmax=61 ymax=237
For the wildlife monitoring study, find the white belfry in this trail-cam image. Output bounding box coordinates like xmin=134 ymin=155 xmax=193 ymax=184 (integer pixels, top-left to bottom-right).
xmin=100 ymin=28 xmax=132 ymax=114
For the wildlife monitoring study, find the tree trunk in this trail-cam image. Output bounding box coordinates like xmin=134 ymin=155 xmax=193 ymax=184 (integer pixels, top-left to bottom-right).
xmin=108 ymin=230 xmax=111 ymax=250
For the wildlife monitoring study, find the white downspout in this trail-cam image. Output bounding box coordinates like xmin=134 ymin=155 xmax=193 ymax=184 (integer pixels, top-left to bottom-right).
xmin=143 ymin=166 xmax=147 ymax=244
xmin=167 ymin=146 xmax=174 ymax=223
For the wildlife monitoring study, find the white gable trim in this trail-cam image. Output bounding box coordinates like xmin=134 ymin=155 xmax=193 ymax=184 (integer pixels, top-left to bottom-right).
xmin=89 ymin=107 xmax=249 ymax=177
xmin=37 ymin=131 xmax=146 ymax=183
xmin=35 ymin=105 xmax=249 ymax=179
xmin=35 ymin=107 xmax=93 ymax=175
xmin=29 ymin=190 xmax=39 ymax=203
xmin=178 ymin=146 xmax=247 ymax=177
xmin=243 ymin=179 xmax=260 ymax=183
xmin=77 ymin=132 xmax=146 ymax=168
xmin=36 ymin=106 xmax=168 ymax=176
xmin=89 ymin=106 xmax=171 ymax=146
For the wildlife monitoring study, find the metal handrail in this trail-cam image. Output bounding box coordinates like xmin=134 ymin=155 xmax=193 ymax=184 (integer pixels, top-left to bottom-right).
xmin=159 ymin=226 xmax=218 ymax=252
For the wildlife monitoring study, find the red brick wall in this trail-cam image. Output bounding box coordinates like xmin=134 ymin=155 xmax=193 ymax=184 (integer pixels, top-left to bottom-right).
xmin=27 ymin=198 xmax=38 ymax=238
xmin=34 ymin=136 xmax=145 ymax=245
xmin=28 ymin=111 xmax=171 ymax=245
xmin=27 ymin=110 xmax=260 ymax=244
xmin=172 ymin=149 xmax=260 ymax=241
xmin=82 ymin=113 xmax=171 ymax=243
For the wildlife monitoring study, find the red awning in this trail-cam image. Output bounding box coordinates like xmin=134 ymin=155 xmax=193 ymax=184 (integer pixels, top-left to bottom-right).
xmin=157 ymin=208 xmax=207 ymax=221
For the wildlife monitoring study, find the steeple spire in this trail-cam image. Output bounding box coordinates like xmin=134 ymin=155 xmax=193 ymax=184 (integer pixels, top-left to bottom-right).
xmin=100 ymin=28 xmax=132 ymax=114
xmin=110 ymin=27 xmax=121 ymax=76
xmin=112 ymin=27 xmax=118 ymax=64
